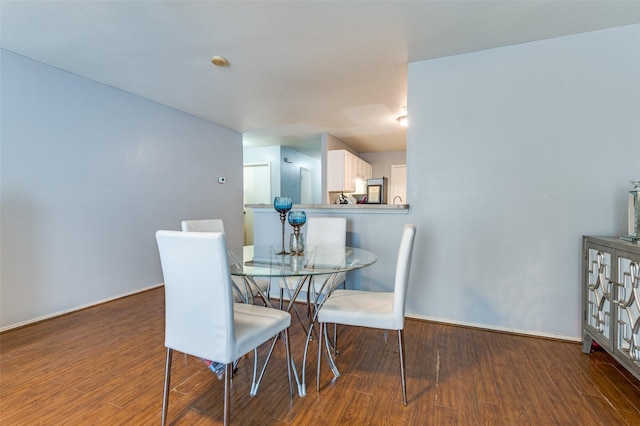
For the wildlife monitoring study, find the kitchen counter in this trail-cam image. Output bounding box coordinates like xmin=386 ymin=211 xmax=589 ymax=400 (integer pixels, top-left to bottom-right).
xmin=246 ymin=203 xmax=409 ymax=212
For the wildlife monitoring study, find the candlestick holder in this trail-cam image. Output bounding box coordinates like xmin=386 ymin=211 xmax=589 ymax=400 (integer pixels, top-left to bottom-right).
xmin=274 ymin=197 xmax=293 ymax=255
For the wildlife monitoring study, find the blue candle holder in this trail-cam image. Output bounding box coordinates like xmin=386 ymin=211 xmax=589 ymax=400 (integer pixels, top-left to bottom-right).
xmin=287 ymin=211 xmax=307 ymax=227
xmin=274 ymin=197 xmax=293 ymax=255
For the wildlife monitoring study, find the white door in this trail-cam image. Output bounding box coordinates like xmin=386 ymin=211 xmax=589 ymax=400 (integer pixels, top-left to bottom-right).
xmin=390 ymin=164 xmax=407 ymax=204
xmin=243 ymin=163 xmax=272 ymax=244
xmin=300 ymin=168 xmax=313 ymax=204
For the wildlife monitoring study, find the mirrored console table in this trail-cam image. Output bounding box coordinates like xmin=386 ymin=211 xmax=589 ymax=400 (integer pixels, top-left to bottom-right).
xmin=582 ymin=236 xmax=640 ymax=380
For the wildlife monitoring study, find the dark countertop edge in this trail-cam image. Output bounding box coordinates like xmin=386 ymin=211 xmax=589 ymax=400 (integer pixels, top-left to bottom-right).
xmin=246 ymin=203 xmax=409 ymax=211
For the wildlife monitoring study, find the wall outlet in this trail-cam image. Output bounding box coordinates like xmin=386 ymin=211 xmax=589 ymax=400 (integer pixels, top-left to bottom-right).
xmin=218 ymin=176 xmax=226 ymax=184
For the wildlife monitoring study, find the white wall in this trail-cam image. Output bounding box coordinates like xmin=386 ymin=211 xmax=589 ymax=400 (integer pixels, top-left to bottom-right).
xmin=3 ymin=24 xmax=638 ymax=338
xmin=0 ymin=50 xmax=244 ymax=330
xmin=405 ymin=24 xmax=640 ymax=339
xmin=360 ymin=150 xmax=406 ymax=180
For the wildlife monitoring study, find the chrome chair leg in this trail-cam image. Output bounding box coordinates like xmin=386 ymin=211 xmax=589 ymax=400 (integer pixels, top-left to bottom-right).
xmin=283 ymin=328 xmax=294 ymax=399
xmin=397 ymin=329 xmax=407 ymax=406
xmin=224 ymin=363 xmax=232 ymax=426
xmin=318 ymin=322 xmax=339 ymax=356
xmin=250 ymin=335 xmax=280 ymax=396
xmin=161 ymin=348 xmax=173 ymax=426
xmin=316 ymin=322 xmax=323 ymax=392
xmin=250 ymin=347 xmax=259 ymax=395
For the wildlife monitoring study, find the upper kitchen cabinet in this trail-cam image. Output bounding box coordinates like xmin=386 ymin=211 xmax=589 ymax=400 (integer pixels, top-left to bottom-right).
xmin=327 ymin=149 xmax=372 ymax=194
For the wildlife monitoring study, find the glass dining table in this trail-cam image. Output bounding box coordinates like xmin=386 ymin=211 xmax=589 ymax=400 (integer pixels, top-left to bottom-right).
xmin=228 ymin=244 xmax=377 ymax=396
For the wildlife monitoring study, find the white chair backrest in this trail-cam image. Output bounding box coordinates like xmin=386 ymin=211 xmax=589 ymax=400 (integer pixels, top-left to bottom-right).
xmin=392 ymin=224 xmax=417 ymax=327
xmin=181 ymin=219 xmax=225 ymax=233
xmin=307 ymin=217 xmax=347 ymax=246
xmin=156 ymin=230 xmax=236 ymax=364
xmin=307 ymin=217 xmax=348 ymax=290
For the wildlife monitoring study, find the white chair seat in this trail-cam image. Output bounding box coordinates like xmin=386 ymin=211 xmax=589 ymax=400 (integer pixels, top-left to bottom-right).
xmin=317 ymin=289 xmax=398 ymax=330
xmin=234 ymin=303 xmax=291 ymax=358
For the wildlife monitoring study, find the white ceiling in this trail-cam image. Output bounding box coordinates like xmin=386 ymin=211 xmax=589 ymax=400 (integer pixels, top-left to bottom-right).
xmin=2 ymin=1 xmax=639 ymax=154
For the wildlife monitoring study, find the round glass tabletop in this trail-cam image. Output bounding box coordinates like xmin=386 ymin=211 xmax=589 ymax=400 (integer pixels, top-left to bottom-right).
xmin=228 ymin=245 xmax=377 ymax=278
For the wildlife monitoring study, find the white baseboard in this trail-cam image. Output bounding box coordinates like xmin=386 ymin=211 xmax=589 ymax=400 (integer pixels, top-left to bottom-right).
xmin=0 ymin=283 xmax=164 ymax=333
xmin=2 ymin=283 xmax=580 ymax=343
xmin=405 ymin=312 xmax=581 ymax=342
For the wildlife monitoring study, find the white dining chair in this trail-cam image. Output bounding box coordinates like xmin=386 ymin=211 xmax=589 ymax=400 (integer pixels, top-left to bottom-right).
xmin=180 ymin=218 xmax=225 ymax=233
xmin=316 ymin=223 xmax=416 ymax=405
xmin=279 ymin=217 xmax=347 ymax=310
xmin=156 ymin=230 xmax=292 ymax=426
xmin=181 ymin=218 xmax=271 ymax=303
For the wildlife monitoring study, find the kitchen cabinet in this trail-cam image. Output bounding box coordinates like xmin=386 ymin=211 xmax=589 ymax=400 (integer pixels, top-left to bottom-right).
xmin=327 ymin=149 xmax=371 ymax=194
xmin=582 ymin=236 xmax=640 ymax=381
xmin=355 ymin=159 xmax=372 ymax=194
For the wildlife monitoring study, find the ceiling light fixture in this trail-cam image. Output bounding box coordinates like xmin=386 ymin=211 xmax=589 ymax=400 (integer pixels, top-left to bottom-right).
xmin=211 ymin=56 xmax=229 ymax=67
xmin=396 ymin=107 xmax=408 ymax=127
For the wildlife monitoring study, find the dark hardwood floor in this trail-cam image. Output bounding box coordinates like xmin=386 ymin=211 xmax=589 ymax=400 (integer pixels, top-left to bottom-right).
xmin=1 ymin=287 xmax=639 ymax=425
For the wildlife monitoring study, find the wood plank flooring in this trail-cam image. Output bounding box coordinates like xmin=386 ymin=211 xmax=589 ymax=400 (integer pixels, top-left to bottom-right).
xmin=1 ymin=287 xmax=639 ymax=425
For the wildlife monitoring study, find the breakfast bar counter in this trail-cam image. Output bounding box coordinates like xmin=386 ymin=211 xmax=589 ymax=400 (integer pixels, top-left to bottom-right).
xmin=246 ymin=203 xmax=409 ymax=212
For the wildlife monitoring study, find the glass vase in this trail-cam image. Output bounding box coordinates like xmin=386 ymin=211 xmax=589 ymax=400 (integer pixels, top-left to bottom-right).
xmin=629 ymin=180 xmax=640 ymax=238
xmin=289 ymin=232 xmax=305 ymax=256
